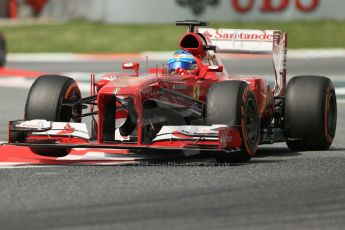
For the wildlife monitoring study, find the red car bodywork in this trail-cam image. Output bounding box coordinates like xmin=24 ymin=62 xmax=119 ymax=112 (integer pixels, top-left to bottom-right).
xmin=7 ymin=20 xmax=291 ymax=161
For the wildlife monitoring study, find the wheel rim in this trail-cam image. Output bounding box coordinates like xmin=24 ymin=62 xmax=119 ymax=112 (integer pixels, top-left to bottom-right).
xmin=60 ymin=85 xmax=81 ymax=122
xmin=245 ymin=98 xmax=259 ymax=145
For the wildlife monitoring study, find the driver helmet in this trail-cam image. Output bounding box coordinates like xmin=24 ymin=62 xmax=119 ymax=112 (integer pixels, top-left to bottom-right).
xmin=168 ymin=50 xmax=197 ymax=74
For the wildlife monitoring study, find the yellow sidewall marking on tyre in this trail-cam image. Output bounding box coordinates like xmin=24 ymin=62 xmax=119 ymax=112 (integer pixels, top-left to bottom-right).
xmin=193 ymin=85 xmax=200 ymax=100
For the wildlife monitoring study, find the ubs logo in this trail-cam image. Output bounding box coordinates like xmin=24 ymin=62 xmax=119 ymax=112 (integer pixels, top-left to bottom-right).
xmin=176 ymin=0 xmax=220 ymax=15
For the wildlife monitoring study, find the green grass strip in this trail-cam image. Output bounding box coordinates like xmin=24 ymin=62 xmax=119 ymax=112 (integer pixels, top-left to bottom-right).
xmin=1 ymin=20 xmax=344 ymax=53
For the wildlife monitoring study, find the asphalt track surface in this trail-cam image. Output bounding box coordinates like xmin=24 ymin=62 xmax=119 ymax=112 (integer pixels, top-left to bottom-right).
xmin=0 ymin=57 xmax=345 ymax=229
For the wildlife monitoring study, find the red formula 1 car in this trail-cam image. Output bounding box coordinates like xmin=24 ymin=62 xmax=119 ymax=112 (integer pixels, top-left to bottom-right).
xmin=7 ymin=20 xmax=337 ymax=163
xmin=0 ymin=32 xmax=6 ymax=67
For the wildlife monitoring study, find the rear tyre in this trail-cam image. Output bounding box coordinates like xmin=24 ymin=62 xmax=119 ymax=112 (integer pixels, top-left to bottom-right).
xmin=206 ymin=81 xmax=260 ymax=163
xmin=0 ymin=33 xmax=6 ymax=67
xmin=284 ymin=76 xmax=337 ymax=150
xmin=25 ymin=75 xmax=81 ymax=157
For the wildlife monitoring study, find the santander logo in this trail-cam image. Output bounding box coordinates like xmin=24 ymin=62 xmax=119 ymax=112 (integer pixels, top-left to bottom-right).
xmin=203 ymin=29 xmax=274 ymax=41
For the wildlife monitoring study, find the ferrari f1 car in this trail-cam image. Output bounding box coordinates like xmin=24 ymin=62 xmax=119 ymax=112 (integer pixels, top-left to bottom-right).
xmin=0 ymin=32 xmax=6 ymax=67
xmin=8 ymin=20 xmax=337 ymax=163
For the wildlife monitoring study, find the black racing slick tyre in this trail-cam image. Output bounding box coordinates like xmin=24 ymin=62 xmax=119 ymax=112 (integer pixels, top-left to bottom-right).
xmin=0 ymin=33 xmax=6 ymax=67
xmin=24 ymin=75 xmax=81 ymax=157
xmin=206 ymin=81 xmax=260 ymax=163
xmin=25 ymin=75 xmax=81 ymax=122
xmin=284 ymin=76 xmax=337 ymax=150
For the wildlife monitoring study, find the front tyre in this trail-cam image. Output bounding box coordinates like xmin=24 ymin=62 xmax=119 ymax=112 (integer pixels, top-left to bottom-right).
xmin=25 ymin=75 xmax=81 ymax=157
xmin=206 ymin=81 xmax=260 ymax=163
xmin=25 ymin=75 xmax=81 ymax=122
xmin=284 ymin=76 xmax=337 ymax=150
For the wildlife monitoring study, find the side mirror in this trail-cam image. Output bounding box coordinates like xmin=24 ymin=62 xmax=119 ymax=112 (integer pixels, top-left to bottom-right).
xmin=198 ymin=65 xmax=224 ymax=79
xmin=122 ymin=62 xmax=140 ymax=76
xmin=207 ymin=65 xmax=223 ymax=72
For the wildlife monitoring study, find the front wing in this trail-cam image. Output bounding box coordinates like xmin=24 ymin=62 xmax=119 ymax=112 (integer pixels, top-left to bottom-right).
xmin=7 ymin=120 xmax=243 ymax=158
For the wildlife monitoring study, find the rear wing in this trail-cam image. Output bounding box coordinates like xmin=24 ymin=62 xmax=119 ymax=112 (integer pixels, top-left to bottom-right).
xmin=197 ymin=28 xmax=277 ymax=54
xmin=197 ymin=28 xmax=287 ymax=96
